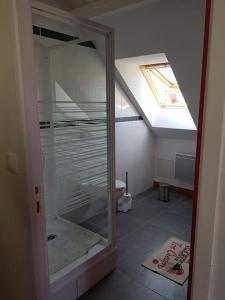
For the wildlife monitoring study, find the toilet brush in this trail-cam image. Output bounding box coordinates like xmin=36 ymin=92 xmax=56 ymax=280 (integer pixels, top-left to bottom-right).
xmin=126 ymin=171 xmax=128 ymax=195
xmin=117 ymin=171 xmax=132 ymax=212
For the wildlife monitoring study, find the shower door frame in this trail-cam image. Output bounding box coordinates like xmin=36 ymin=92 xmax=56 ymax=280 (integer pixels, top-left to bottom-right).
xmin=15 ymin=1 xmax=116 ymax=299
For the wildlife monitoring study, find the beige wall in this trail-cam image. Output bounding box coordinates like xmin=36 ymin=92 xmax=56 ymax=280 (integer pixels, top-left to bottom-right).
xmin=0 ymin=1 xmax=36 ymax=299
xmin=192 ymin=1 xmax=225 ymax=299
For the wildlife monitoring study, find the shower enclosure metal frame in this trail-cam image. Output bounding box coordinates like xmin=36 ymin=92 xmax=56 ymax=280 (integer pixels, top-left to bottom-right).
xmin=15 ymin=1 xmax=116 ymax=299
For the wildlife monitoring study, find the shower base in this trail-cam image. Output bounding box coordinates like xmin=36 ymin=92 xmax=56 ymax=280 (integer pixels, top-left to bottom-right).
xmin=46 ymin=217 xmax=107 ymax=283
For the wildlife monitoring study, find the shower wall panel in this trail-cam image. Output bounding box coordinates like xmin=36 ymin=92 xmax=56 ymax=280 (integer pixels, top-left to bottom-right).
xmin=49 ymin=43 xmax=108 ymax=222
xmin=31 ymin=5 xmax=115 ymax=292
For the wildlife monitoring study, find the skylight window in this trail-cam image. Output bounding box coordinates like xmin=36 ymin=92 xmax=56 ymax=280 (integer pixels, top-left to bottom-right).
xmin=140 ymin=63 xmax=187 ymax=109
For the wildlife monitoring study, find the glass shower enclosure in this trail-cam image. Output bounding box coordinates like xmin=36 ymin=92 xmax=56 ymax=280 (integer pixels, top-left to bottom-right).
xmin=32 ymin=5 xmax=115 ymax=285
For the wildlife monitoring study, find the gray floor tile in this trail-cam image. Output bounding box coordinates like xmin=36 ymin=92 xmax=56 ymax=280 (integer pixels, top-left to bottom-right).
xmin=166 ymin=198 xmax=192 ymax=218
xmin=117 ymin=246 xmax=153 ymax=279
xmin=150 ymin=211 xmax=191 ymax=235
xmin=79 ymin=269 xmax=131 ymax=300
xmin=134 ymin=188 xmax=158 ymax=201
xmin=139 ymin=224 xmax=175 ymax=251
xmin=117 ymin=223 xmax=177 ymax=262
xmin=127 ymin=200 xmax=166 ymax=222
xmin=80 ymin=269 xmax=166 ymax=300
xmin=117 ymin=280 xmax=167 ymax=300
xmin=79 ymin=188 xmax=192 ymax=300
xmin=133 ymin=192 xmax=168 ymax=208
xmin=116 ymin=212 xmax=143 ymax=240
xmin=117 ymin=230 xmax=154 ymax=260
xmin=137 ymin=267 xmax=188 ymax=300
xmin=168 ymin=191 xmax=185 ymax=201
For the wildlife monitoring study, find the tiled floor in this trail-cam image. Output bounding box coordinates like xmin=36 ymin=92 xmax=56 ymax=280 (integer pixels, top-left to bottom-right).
xmin=79 ymin=188 xmax=192 ymax=300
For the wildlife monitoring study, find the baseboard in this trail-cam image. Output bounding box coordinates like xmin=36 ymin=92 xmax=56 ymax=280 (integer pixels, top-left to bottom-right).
xmin=153 ymin=181 xmax=193 ymax=198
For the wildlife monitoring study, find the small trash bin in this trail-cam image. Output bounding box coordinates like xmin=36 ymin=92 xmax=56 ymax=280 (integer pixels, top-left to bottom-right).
xmin=158 ymin=182 xmax=170 ymax=202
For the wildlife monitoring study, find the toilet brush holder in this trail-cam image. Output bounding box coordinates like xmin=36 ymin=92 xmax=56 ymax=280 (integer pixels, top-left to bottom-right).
xmin=117 ymin=171 xmax=132 ymax=212
xmin=117 ymin=193 xmax=132 ymax=213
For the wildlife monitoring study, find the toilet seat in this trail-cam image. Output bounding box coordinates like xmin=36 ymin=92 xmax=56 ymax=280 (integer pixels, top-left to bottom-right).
xmin=116 ymin=180 xmax=126 ymax=190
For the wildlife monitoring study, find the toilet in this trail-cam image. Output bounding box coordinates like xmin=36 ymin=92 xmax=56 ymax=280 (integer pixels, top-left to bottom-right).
xmin=115 ymin=179 xmax=126 ymax=200
xmin=80 ymin=178 xmax=128 ymax=207
xmin=80 ymin=178 xmax=126 ymax=200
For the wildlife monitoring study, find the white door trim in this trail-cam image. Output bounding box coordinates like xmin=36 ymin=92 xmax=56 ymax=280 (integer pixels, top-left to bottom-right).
xmin=13 ymin=0 xmax=50 ymax=299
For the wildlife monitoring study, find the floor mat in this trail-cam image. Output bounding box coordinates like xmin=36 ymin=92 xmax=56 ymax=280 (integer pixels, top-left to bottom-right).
xmin=142 ymin=237 xmax=190 ymax=285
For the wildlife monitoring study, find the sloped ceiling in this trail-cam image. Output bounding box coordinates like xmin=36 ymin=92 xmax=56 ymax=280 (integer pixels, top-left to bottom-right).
xmin=116 ymin=54 xmax=196 ymax=132
xmin=95 ymin=0 xmax=205 ymax=140
xmin=115 ymin=59 xmax=197 ymax=140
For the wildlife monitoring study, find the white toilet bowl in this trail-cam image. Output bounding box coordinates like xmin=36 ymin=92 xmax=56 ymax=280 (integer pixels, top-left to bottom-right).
xmin=80 ymin=177 xmax=131 ymax=212
xmin=80 ymin=177 xmax=126 ymax=201
xmin=115 ymin=179 xmax=126 ymax=200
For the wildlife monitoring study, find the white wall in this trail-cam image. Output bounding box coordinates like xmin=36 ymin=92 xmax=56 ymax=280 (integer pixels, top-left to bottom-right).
xmin=115 ymin=84 xmax=139 ymax=118
xmin=115 ymin=83 xmax=155 ymax=195
xmin=95 ymin=0 xmax=205 ymax=138
xmin=154 ymin=138 xmax=196 ymax=190
xmin=116 ymin=120 xmax=155 ymax=196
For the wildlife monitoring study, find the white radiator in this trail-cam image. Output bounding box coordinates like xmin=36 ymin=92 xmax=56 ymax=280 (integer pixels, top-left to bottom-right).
xmin=175 ymin=153 xmax=196 ymax=184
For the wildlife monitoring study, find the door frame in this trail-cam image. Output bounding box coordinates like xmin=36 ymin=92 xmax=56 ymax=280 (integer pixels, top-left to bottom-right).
xmin=187 ymin=0 xmax=212 ymax=299
xmin=15 ymin=0 xmax=115 ymax=299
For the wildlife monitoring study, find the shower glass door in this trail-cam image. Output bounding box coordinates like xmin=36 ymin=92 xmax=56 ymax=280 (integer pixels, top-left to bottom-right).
xmin=32 ymin=9 xmax=114 ymax=281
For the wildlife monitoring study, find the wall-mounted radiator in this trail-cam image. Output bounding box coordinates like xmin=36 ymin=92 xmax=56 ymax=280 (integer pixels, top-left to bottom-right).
xmin=175 ymin=153 xmax=196 ymax=184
